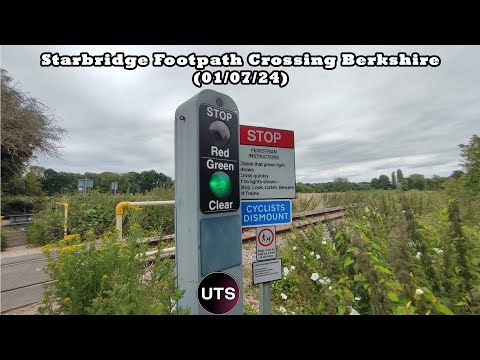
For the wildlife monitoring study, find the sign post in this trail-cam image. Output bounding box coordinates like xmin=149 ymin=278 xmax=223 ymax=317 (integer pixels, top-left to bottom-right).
xmin=77 ymin=178 xmax=93 ymax=196
xmin=240 ymin=125 xmax=295 ymax=315
xmin=255 ymin=226 xmax=276 ymax=315
xmin=111 ymin=181 xmax=118 ymax=195
xmin=260 ymin=282 xmax=272 ymax=315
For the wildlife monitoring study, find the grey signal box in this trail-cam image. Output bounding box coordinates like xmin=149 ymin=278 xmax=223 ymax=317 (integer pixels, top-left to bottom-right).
xmin=175 ymin=89 xmax=243 ymax=315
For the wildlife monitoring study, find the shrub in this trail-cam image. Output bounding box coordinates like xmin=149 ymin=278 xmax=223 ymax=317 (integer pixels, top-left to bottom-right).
xmin=27 ymin=207 xmax=64 ymax=246
xmin=1 ymin=195 xmax=49 ymax=215
xmin=38 ymin=227 xmax=186 ymax=315
xmin=1 ymin=229 xmax=7 ymax=251
xmin=26 ymin=187 xmax=175 ymax=246
xmin=270 ymin=190 xmax=479 ymax=315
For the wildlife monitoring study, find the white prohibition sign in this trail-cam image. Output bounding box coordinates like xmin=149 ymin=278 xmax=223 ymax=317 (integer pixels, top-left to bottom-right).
xmin=258 ymin=228 xmax=274 ymax=247
xmin=256 ymin=225 xmax=276 ymax=262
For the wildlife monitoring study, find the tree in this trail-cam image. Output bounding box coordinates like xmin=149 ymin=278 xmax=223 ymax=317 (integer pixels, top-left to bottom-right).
xmin=119 ymin=172 xmax=142 ymax=194
xmin=450 ymin=170 xmax=465 ymax=179
xmin=459 ymin=134 xmax=480 ymax=196
xmin=1 ymin=69 xmax=66 ymax=181
xmin=391 ymin=171 xmax=397 ymax=189
xmin=24 ymin=171 xmax=43 ymax=195
xmin=409 ymin=174 xmax=426 ymax=191
xmin=333 ymin=177 xmax=350 ymax=192
xmin=370 ymin=176 xmax=391 ymax=190
xmin=396 ymin=169 xmax=404 ymax=182
xmin=378 ymin=174 xmax=391 ymax=190
xmin=41 ymin=168 xmax=78 ymax=195
xmin=425 ymin=175 xmax=446 ymax=190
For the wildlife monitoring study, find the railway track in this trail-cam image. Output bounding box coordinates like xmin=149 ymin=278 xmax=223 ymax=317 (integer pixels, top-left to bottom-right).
xmin=1 ymin=206 xmax=344 ymax=314
xmin=144 ymin=206 xmax=345 ymax=256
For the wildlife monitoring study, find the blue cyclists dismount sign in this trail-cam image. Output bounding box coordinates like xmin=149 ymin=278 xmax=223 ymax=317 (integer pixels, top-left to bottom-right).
xmin=241 ymin=199 xmax=292 ymax=228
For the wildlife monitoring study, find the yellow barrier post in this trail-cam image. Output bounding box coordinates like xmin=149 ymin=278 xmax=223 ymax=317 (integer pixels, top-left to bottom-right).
xmin=114 ymin=200 xmax=175 ymax=241
xmin=115 ymin=201 xmax=130 ymax=241
xmin=56 ymin=202 xmax=69 ymax=236
xmin=63 ymin=203 xmax=68 ymax=236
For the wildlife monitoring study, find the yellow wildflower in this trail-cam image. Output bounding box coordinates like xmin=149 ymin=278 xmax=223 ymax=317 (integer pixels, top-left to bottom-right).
xmin=58 ymin=244 xmax=83 ymax=253
xmin=41 ymin=243 xmax=55 ymax=253
xmin=131 ymin=223 xmax=141 ymax=229
xmin=63 ymin=234 xmax=80 ymax=241
xmin=64 ymin=297 xmax=71 ymax=302
xmin=86 ymin=230 xmax=94 ymax=236
xmin=129 ymin=205 xmax=142 ymax=211
xmin=102 ymin=274 xmax=109 ymax=279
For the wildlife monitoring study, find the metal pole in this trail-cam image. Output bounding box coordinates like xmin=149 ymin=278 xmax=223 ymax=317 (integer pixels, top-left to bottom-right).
xmin=259 ymin=282 xmax=272 ymax=315
xmin=85 ymin=176 xmax=87 ymax=197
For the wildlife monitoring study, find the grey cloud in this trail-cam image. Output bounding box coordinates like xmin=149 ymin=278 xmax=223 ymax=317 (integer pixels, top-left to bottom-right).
xmin=2 ymin=45 xmax=479 ymax=183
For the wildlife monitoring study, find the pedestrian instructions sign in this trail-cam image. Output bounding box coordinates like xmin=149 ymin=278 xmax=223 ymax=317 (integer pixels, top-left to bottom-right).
xmin=241 ymin=199 xmax=292 ymax=228
xmin=240 ymin=125 xmax=295 ymax=200
xmin=252 ymin=258 xmax=283 ymax=285
xmin=256 ymin=226 xmax=276 ymax=261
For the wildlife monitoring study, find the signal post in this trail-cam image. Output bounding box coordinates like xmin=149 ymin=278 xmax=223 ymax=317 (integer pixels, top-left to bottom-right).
xmin=175 ymin=89 xmax=243 ymax=315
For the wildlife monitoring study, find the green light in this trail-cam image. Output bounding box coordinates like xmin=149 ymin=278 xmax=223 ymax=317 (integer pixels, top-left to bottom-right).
xmin=209 ymin=171 xmax=232 ymax=198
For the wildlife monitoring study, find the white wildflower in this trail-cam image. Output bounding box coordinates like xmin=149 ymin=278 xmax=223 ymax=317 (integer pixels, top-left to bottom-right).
xmin=283 ymin=267 xmax=290 ymax=276
xmin=362 ymin=216 xmax=366 ymax=219
xmin=322 ymin=240 xmax=327 ymax=244
xmin=365 ymin=207 xmax=370 ymax=212
xmin=278 ymin=306 xmax=287 ymax=315
xmin=355 ymin=297 xmax=361 ymax=301
xmin=290 ymin=265 xmax=296 ymax=271
xmin=433 ymin=248 xmax=444 ymax=254
xmin=292 ymin=246 xmax=297 ymax=251
xmin=316 ymin=254 xmax=321 ymax=260
xmin=303 ymin=256 xmax=306 ymax=260
xmin=319 ymin=277 xmax=331 ymax=285
xmin=290 ymin=311 xmax=296 ymax=315
xmin=402 ymin=210 xmax=405 ymax=213
xmin=310 ymin=251 xmax=314 ymax=256
xmin=311 ymin=272 xmax=320 ymax=281
xmin=415 ymin=252 xmax=422 ymax=260
xmin=328 ymin=286 xmax=332 ymax=290
xmin=349 ymin=307 xmax=360 ymax=315
xmin=415 ymin=288 xmax=424 ymax=296
xmin=281 ymin=293 xmax=288 ymax=300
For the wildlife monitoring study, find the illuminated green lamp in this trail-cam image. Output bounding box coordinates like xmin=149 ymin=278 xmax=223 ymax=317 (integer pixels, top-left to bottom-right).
xmin=209 ymin=171 xmax=232 ymax=198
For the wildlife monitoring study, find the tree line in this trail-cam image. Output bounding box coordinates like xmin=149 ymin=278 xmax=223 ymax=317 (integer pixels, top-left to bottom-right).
xmin=296 ymin=169 xmax=466 ymax=193
xmin=2 ymin=166 xmax=174 ymax=196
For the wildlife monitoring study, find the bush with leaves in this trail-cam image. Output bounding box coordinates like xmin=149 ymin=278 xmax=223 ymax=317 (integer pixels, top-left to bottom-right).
xmin=39 ymin=226 xmax=186 ymax=315
xmin=27 ymin=187 xmax=174 ymax=246
xmin=1 ymin=229 xmax=7 ymax=251
xmin=271 ymin=190 xmax=479 ymax=315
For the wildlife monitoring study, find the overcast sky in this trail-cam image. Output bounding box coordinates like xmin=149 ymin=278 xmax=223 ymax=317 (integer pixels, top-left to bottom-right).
xmin=2 ymin=45 xmax=479 ymax=183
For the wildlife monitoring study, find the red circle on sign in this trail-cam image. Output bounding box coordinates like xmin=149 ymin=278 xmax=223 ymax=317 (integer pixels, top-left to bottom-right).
xmin=258 ymin=229 xmax=274 ymax=247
